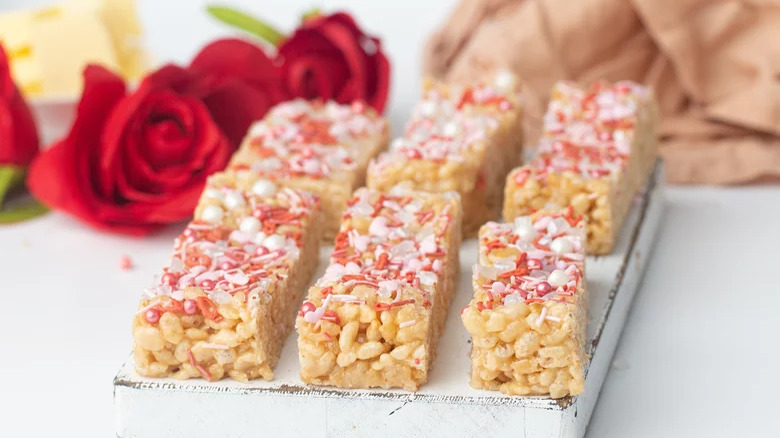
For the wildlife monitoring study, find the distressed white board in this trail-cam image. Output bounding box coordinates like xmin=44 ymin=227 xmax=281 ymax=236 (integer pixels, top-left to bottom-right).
xmin=114 ymin=163 xmax=665 ymax=438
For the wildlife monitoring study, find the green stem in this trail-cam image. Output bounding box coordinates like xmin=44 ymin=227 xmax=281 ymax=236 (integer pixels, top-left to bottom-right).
xmin=0 ymin=199 xmax=48 ymax=224
xmin=301 ymin=8 xmax=322 ymax=23
xmin=0 ymin=165 xmax=26 ymax=208
xmin=206 ymin=5 xmax=285 ymax=46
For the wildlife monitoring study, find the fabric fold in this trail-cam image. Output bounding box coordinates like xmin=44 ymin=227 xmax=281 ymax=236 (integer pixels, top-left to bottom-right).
xmin=423 ymin=0 xmax=780 ymax=184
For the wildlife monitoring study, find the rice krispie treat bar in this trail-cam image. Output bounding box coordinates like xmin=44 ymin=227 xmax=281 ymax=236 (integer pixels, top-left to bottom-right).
xmin=132 ymin=171 xmax=322 ymax=382
xmin=367 ymin=72 xmax=523 ymax=236
xmin=503 ymin=81 xmax=657 ymax=254
xmin=462 ymin=213 xmax=586 ymax=399
xmin=296 ymin=186 xmax=462 ymax=391
xmin=543 ymin=81 xmax=658 ymax=181
xmin=229 ymin=99 xmax=389 ymax=241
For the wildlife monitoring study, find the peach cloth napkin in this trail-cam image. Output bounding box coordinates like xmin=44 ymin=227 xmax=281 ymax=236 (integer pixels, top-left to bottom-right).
xmin=423 ymin=0 xmax=780 ymax=184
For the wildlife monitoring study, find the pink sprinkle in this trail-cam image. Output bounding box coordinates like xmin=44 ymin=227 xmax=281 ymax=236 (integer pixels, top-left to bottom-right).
xmin=120 ymin=255 xmax=133 ymax=271
xmin=420 ymin=234 xmax=437 ymax=254
xmin=399 ymin=320 xmax=417 ymax=328
xmin=183 ymin=299 xmax=198 ymax=315
xmin=490 ymin=281 xmax=506 ymax=295
xmin=407 ymin=258 xmax=423 ymax=271
xmin=369 ymin=216 xmax=389 ymax=237
xmin=144 ymin=308 xmax=160 ymax=324
xmin=353 ymin=235 xmax=371 ymax=253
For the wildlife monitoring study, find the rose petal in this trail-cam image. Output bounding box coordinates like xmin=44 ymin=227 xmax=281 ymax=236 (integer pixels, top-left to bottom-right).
xmin=278 ymin=12 xmax=391 ymax=112
xmin=0 ymin=45 xmax=39 ymax=165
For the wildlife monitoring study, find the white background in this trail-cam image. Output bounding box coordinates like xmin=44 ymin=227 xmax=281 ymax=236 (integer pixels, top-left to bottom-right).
xmin=1 ymin=0 xmax=779 ymax=437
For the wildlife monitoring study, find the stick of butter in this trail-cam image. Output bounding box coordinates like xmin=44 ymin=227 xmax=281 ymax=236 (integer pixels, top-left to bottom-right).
xmin=0 ymin=0 xmax=148 ymax=97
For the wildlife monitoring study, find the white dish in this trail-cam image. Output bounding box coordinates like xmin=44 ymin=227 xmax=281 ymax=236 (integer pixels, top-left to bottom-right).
xmin=114 ymin=163 xmax=665 ymax=438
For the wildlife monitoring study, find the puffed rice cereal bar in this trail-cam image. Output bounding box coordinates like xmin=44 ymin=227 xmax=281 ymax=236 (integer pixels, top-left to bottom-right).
xmin=296 ymin=186 xmax=462 ymax=391
xmin=229 ymin=99 xmax=389 ymax=241
xmin=132 ymin=171 xmax=322 ymax=382
xmin=503 ymin=81 xmax=658 ymax=254
xmin=462 ymin=212 xmax=586 ymax=399
xmin=367 ymin=72 xmax=523 ymax=236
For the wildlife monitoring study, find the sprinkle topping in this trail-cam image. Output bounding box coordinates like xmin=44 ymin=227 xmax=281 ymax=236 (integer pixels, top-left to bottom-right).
xmin=371 ymin=72 xmax=521 ymax=167
xmin=472 ymin=213 xmax=585 ymax=308
xmin=544 ymin=81 xmax=651 ymax=153
xmin=142 ymin=178 xmax=317 ymax=322
xmin=518 ymin=81 xmax=651 ymax=181
xmin=235 ymin=99 xmax=386 ymax=180
xmin=300 ymin=188 xmax=459 ymax=322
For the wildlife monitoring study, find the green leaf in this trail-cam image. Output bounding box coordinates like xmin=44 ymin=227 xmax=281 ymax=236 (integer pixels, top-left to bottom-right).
xmin=0 ymin=199 xmax=48 ymax=224
xmin=206 ymin=5 xmax=285 ymax=47
xmin=301 ymin=8 xmax=322 ymax=23
xmin=0 ymin=165 xmax=26 ymax=209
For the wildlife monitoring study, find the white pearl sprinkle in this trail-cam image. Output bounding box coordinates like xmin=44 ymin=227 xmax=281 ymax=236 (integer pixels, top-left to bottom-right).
xmin=550 ymin=237 xmax=573 ymax=255
xmin=391 ymin=138 xmax=408 ymax=150
xmin=369 ymin=217 xmax=389 ymax=237
xmin=253 ymin=232 xmax=267 ymax=245
xmin=442 ymin=121 xmax=460 ymax=137
xmin=263 ymin=234 xmax=285 ymax=251
xmin=239 ymin=216 xmax=261 ymax=233
xmin=252 ymin=179 xmax=277 ymax=198
xmin=201 ymin=205 xmax=224 ymax=224
xmin=513 ymin=217 xmax=536 ymax=240
xmin=203 ymin=188 xmax=224 ymax=201
xmin=494 ymin=70 xmax=517 ymax=91
xmin=223 ymin=191 xmax=246 ymax=210
xmin=419 ymin=100 xmax=437 ymax=117
xmin=548 ymin=270 xmax=570 ymax=288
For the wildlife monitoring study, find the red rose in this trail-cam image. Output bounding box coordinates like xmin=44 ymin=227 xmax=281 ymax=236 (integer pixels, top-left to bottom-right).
xmin=189 ymin=38 xmax=288 ymax=144
xmin=28 ymin=40 xmax=283 ymax=234
xmin=0 ymin=44 xmax=39 ymax=166
xmin=278 ymin=12 xmax=390 ymax=112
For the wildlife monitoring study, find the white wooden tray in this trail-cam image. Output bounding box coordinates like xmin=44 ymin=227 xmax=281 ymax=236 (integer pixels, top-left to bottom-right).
xmin=114 ymin=163 xmax=665 ymax=438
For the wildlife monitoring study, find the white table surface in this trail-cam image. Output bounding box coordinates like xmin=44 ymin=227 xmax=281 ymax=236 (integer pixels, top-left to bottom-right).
xmin=1 ymin=1 xmax=778 ymax=437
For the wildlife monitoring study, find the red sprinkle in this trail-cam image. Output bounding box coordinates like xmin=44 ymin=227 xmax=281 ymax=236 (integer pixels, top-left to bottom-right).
xmin=390 ymin=299 xmax=416 ymax=308
xmin=300 ymin=301 xmax=316 ymax=316
xmin=375 ymin=252 xmax=389 ymax=270
xmin=161 ymin=299 xmax=184 ymax=314
xmin=498 ymin=267 xmax=528 ymax=279
xmin=321 ymin=310 xmax=340 ymax=325
xmin=161 ymin=273 xmax=178 ymax=286
xmin=417 ymin=210 xmax=434 ymax=225
xmin=533 ymin=235 xmax=551 ymax=252
xmin=119 ymin=255 xmax=133 ymax=271
xmin=485 ymin=239 xmax=505 ymax=251
xmin=374 ymin=302 xmax=391 ymax=312
xmin=405 ymin=148 xmax=422 ymax=160
xmin=196 ymin=297 xmax=222 ymax=322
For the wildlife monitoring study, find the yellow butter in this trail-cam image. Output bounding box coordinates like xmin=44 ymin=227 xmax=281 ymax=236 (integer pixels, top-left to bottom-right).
xmin=0 ymin=0 xmax=148 ymax=97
